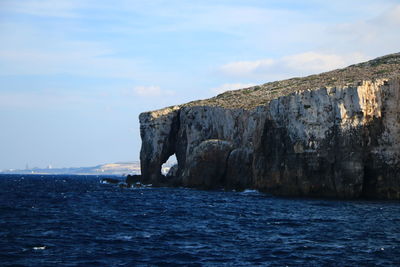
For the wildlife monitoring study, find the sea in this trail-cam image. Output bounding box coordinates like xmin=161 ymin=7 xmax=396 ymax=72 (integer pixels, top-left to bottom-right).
xmin=0 ymin=174 xmax=399 ymax=266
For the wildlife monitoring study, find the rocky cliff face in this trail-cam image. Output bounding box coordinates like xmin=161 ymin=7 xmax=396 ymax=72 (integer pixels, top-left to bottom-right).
xmin=138 ymin=53 xmax=400 ymax=199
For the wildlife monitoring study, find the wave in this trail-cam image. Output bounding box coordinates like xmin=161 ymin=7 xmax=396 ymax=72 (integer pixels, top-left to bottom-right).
xmin=33 ymin=246 xmax=46 ymax=250
xmin=241 ymin=189 xmax=260 ymax=194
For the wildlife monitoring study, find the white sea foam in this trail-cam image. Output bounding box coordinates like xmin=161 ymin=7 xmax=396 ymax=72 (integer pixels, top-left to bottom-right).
xmin=33 ymin=246 xmax=46 ymax=250
xmin=111 ymin=234 xmax=133 ymax=241
xmin=241 ymin=189 xmax=259 ymax=194
xmin=142 ymin=232 xmax=152 ymax=238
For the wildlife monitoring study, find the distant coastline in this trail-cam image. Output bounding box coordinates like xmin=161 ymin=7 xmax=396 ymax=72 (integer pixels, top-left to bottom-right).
xmin=0 ymin=161 xmax=176 ymax=176
xmin=0 ymin=162 xmax=141 ymax=176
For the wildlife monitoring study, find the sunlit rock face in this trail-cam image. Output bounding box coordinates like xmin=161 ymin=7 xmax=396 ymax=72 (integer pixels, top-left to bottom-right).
xmin=138 ymin=53 xmax=400 ymax=199
xmin=254 ymin=79 xmax=400 ymax=199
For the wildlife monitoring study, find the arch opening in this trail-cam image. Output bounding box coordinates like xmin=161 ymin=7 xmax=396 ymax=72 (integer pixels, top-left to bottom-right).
xmin=161 ymin=154 xmax=178 ymax=176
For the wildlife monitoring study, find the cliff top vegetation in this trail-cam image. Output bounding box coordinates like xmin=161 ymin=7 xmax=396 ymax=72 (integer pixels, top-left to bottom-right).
xmin=180 ymin=52 xmax=400 ymax=110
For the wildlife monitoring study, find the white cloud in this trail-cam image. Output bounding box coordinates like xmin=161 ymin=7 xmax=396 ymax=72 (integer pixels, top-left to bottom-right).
xmin=211 ymin=83 xmax=256 ymax=94
xmin=1 ymin=0 xmax=399 ymax=95
xmin=214 ymin=3 xmax=400 ymax=82
xmin=0 ymin=29 xmax=142 ymax=79
xmin=133 ymin=86 xmax=175 ymax=97
xmin=281 ymin=52 xmax=366 ymax=73
xmin=384 ymin=4 xmax=400 ymax=24
xmin=219 ymin=52 xmax=368 ymax=81
xmin=326 ymin=4 xmax=400 ymax=57
xmin=220 ymin=60 xmax=274 ymax=77
xmin=0 ymin=90 xmax=92 ymax=109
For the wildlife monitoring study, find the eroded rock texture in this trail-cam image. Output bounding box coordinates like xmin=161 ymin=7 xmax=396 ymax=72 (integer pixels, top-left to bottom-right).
xmin=139 ymin=106 xmax=180 ymax=184
xmin=138 ymin=54 xmax=400 ymax=199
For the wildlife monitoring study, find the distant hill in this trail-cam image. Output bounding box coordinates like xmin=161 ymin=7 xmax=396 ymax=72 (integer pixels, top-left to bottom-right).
xmin=1 ymin=161 xmax=177 ymax=176
xmin=1 ymin=162 xmax=141 ymax=176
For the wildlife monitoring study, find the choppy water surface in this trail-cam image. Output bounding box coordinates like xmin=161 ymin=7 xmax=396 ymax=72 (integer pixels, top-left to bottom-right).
xmin=0 ymin=174 xmax=399 ymax=266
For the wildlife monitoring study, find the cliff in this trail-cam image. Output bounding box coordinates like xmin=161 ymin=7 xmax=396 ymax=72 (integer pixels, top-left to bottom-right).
xmin=138 ymin=53 xmax=400 ymax=199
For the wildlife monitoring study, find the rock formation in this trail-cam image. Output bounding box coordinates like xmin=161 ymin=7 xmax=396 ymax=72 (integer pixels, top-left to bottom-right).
xmin=139 ymin=53 xmax=400 ymax=199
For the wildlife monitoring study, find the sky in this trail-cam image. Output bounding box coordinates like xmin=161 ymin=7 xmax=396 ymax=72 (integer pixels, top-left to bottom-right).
xmin=1 ymin=0 xmax=400 ymax=170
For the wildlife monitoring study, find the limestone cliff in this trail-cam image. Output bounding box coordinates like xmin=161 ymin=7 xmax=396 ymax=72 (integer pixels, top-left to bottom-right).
xmin=138 ymin=53 xmax=400 ymax=199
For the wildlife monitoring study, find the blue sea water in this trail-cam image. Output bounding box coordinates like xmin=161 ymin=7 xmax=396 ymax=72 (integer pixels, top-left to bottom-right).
xmin=0 ymin=174 xmax=399 ymax=266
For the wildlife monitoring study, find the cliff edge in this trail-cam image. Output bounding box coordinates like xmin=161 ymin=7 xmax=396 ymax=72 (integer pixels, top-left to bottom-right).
xmin=138 ymin=53 xmax=400 ymax=199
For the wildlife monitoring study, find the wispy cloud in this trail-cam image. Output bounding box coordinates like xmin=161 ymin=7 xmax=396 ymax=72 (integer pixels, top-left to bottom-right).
xmin=219 ymin=52 xmax=368 ymax=81
xmin=131 ymin=86 xmax=175 ymax=97
xmin=1 ymin=0 xmax=83 ymax=18
xmin=220 ymin=60 xmax=274 ymax=77
xmin=0 ymin=90 xmax=92 ymax=109
xmin=0 ymin=35 xmax=142 ymax=79
xmin=211 ymin=83 xmax=256 ymax=94
xmin=282 ymin=52 xmax=367 ymax=73
xmin=1 ymin=0 xmax=400 ymax=170
xmin=327 ymin=4 xmax=400 ymax=57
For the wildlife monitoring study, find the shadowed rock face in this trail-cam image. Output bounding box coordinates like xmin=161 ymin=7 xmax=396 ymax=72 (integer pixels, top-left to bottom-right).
xmin=182 ymin=139 xmax=234 ymax=189
xmin=138 ymin=54 xmax=400 ymax=199
xmin=139 ymin=106 xmax=180 ymax=184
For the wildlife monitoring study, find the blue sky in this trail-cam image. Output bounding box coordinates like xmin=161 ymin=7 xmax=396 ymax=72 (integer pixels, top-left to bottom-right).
xmin=1 ymin=0 xmax=400 ymax=169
